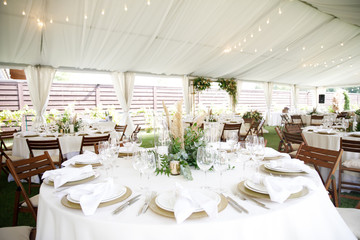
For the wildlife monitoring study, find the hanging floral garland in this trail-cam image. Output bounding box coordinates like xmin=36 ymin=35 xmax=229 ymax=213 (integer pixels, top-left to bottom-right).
xmin=192 ymin=77 xmax=211 ymax=92
xmin=217 ymin=78 xmax=237 ymax=105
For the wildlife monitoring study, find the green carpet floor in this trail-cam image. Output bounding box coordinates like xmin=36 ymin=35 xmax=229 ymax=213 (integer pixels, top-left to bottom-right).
xmin=0 ymin=126 xmax=358 ymax=228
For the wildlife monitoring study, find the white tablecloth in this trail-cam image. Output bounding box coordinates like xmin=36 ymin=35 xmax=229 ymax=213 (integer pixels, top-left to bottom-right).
xmin=36 ymin=156 xmax=355 ymax=240
xmin=269 ymin=112 xmax=282 ymax=126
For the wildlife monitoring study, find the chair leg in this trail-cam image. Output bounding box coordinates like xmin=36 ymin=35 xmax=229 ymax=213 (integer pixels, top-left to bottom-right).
xmin=332 ymin=178 xmax=339 ymax=207
xmin=338 ymin=168 xmax=342 ymax=206
xmin=13 ymin=191 xmax=20 ymax=226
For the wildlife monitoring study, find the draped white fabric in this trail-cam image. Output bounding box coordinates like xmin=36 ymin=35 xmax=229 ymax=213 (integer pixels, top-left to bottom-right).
xmin=182 ymin=76 xmax=191 ymax=115
xmin=264 ymin=82 xmax=273 ymax=123
xmin=24 ymin=66 xmax=56 ymax=125
xmin=291 ymin=85 xmax=299 ymax=113
xmin=1 ymin=0 xmax=359 ymax=87
xmin=111 ymin=72 xmax=135 ymax=136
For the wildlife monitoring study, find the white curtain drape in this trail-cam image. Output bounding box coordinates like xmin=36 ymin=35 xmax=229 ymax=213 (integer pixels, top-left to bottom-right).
xmin=25 ymin=66 xmax=56 ymax=126
xmin=182 ymin=75 xmax=191 ymax=115
xmin=111 ymin=72 xmax=135 ymax=136
xmin=291 ymin=85 xmax=299 ymax=113
xmin=264 ymin=82 xmax=273 ymax=124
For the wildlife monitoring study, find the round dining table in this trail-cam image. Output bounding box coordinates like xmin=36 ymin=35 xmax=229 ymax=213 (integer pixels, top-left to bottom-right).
xmin=36 ymin=154 xmax=356 ymax=240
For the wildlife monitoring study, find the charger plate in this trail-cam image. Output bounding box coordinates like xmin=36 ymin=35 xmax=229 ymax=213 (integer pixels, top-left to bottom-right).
xmin=263 ymin=155 xmax=282 ymax=160
xmin=44 ymin=172 xmax=99 ymax=187
xmin=260 ymin=165 xmax=308 ymax=176
xmin=73 ymin=162 xmax=102 ymax=168
xmin=237 ymin=181 xmax=308 ymax=200
xmin=118 ymin=153 xmax=133 ymax=157
xmin=316 ymin=132 xmax=337 ymax=135
xmin=61 ymin=186 xmax=132 ymax=209
xmin=149 ymin=193 xmax=227 ymax=219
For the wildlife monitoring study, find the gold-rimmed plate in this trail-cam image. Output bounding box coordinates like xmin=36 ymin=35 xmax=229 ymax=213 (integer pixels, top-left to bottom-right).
xmin=73 ymin=162 xmax=102 ymax=168
xmin=44 ymin=172 xmax=100 ymax=187
xmin=61 ymin=186 xmax=132 ymax=209
xmin=149 ymin=193 xmax=227 ymax=219
xmin=237 ymin=181 xmax=308 ymax=200
xmin=260 ymin=165 xmax=308 ymax=176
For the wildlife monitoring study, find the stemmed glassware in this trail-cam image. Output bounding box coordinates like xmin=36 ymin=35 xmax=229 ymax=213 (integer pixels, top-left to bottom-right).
xmin=131 ymin=133 xmax=142 ymax=150
xmin=213 ymin=150 xmax=229 ymax=191
xmin=132 ymin=150 xmax=156 ymax=192
xmin=122 ymin=135 xmax=133 ymax=159
xmin=197 ymin=146 xmax=214 ymax=189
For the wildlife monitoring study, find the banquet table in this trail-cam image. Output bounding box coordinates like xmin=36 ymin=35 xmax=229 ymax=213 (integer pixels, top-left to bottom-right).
xmin=12 ymin=132 xmax=115 ymax=158
xmin=36 ymin=154 xmax=356 ymax=240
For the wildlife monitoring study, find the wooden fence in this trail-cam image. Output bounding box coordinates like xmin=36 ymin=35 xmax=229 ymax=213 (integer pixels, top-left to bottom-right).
xmin=1 ymin=81 xmax=359 ymax=129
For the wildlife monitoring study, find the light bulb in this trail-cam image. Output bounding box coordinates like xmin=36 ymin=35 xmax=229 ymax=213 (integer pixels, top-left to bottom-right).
xmin=269 ymin=48 xmax=272 ymax=52
xmin=84 ymin=15 xmax=88 ymax=20
xmin=258 ymin=26 xmax=261 ymax=32
xmin=240 ymin=48 xmax=243 ymax=52
xmin=101 ymin=9 xmax=105 ymax=15
xmin=250 ymin=33 xmax=253 ymax=38
xmin=22 ymin=11 xmax=26 ymax=16
xmin=278 ymin=7 xmax=282 ymax=15
xmin=349 ymin=56 xmax=352 ymax=59
xmin=254 ymin=48 xmax=257 ymax=53
xmin=320 ymin=45 xmax=323 ymax=49
xmin=302 ymin=46 xmax=305 ymax=50
xmin=37 ymin=18 xmax=40 ymax=23
xmin=243 ymin=38 xmax=246 ymax=43
xmin=340 ymin=42 xmax=344 ymax=46
xmin=286 ymin=47 xmax=289 ymax=52
xmin=147 ymin=0 xmax=150 ymax=5
xmin=238 ymin=42 xmax=241 ymax=46
xmin=37 ymin=21 xmax=44 ymax=28
xmin=50 ymin=19 xmax=53 ymax=23
xmin=266 ymin=18 xmax=270 ymax=24
xmin=65 ymin=16 xmax=69 ymax=22
xmin=124 ymin=4 xmax=128 ymax=11
xmin=3 ymin=1 xmax=7 ymax=6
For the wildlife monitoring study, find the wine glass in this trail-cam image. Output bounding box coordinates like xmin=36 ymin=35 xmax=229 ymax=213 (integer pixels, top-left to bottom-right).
xmin=122 ymin=135 xmax=133 ymax=159
xmin=213 ymin=150 xmax=229 ymax=191
xmin=226 ymin=131 xmax=238 ymax=152
xmin=132 ymin=150 xmax=146 ymax=189
xmin=131 ymin=133 xmax=142 ymax=150
xmin=253 ymin=137 xmax=265 ymax=172
xmin=197 ymin=146 xmax=214 ymax=188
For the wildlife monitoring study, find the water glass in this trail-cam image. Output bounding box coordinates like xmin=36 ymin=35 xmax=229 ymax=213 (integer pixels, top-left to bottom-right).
xmin=213 ymin=150 xmax=229 ymax=191
xmin=197 ymin=146 xmax=214 ymax=188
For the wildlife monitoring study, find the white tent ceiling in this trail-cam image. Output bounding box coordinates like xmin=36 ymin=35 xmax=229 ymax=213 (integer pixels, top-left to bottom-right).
xmin=0 ymin=0 xmax=359 ymax=87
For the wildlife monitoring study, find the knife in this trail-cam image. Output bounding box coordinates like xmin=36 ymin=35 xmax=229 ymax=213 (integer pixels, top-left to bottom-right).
xmin=235 ymin=192 xmax=270 ymax=210
xmin=226 ymin=196 xmax=249 ymax=214
xmin=113 ymin=194 xmax=141 ymax=215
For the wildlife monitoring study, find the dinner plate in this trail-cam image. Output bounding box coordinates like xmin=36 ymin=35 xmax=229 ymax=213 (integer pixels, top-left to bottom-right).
xmin=264 ymin=163 xmax=304 ymax=173
xmin=47 ymin=171 xmax=96 ymax=182
xmin=244 ymin=180 xmax=268 ymax=194
xmin=155 ymin=190 xmax=221 ymax=213
xmin=67 ymin=185 xmax=127 ymax=204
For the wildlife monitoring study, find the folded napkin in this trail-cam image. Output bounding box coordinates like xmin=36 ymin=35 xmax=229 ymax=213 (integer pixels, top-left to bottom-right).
xmin=62 ymin=151 xmax=101 ymax=167
xmin=174 ymin=183 xmax=218 ymax=224
xmin=264 ymin=147 xmax=291 ymax=159
xmin=63 ymin=178 xmax=115 ymax=215
xmin=263 ymin=176 xmax=317 ymax=203
xmin=315 ymin=128 xmax=335 ymax=134
xmin=42 ymin=165 xmax=95 ymax=189
xmin=19 ymin=131 xmax=38 ymax=137
xmin=267 ymin=158 xmax=312 ymax=173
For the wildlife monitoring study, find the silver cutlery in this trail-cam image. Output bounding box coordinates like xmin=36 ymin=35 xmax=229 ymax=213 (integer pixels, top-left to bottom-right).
xmin=235 ymin=191 xmax=270 ymax=210
xmin=113 ymin=194 xmax=141 ymax=215
xmin=226 ymin=196 xmax=249 ymax=214
xmin=138 ymin=191 xmax=156 ymax=216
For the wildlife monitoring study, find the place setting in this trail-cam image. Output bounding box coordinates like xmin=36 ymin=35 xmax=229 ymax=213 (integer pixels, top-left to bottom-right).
xmin=62 ymin=150 xmax=103 ymax=168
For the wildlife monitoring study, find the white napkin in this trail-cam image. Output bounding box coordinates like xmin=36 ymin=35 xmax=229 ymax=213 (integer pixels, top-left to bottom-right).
xmin=264 ymin=147 xmax=290 ymax=159
xmin=315 ymin=128 xmax=335 ymax=134
xmin=62 ymin=151 xmax=101 ymax=167
xmin=267 ymin=158 xmax=312 ymax=173
xmin=42 ymin=165 xmax=95 ymax=189
xmin=174 ymin=183 xmax=218 ymax=224
xmin=263 ymin=176 xmax=317 ymax=203
xmin=64 ymin=178 xmax=115 ymax=215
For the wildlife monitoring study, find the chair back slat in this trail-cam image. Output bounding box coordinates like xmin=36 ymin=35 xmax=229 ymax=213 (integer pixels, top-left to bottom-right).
xmin=26 ymin=138 xmax=64 ymax=166
xmin=221 ymin=123 xmax=242 ymax=142
xmin=283 ymin=131 xmax=306 ymax=145
xmin=114 ymin=125 xmax=127 ymax=141
xmin=131 ymin=125 xmax=141 ymax=139
xmin=80 ymin=134 xmax=110 ymax=154
xmin=340 ymin=138 xmax=360 ymax=153
xmin=285 ymin=123 xmax=302 ymax=133
xmin=310 ymin=115 xmax=324 ymax=126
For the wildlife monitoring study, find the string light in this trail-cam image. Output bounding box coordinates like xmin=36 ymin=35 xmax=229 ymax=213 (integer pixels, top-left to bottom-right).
xmin=234 ymin=45 xmax=237 ymax=49
xmin=3 ymin=1 xmax=7 ymax=5
xmin=286 ymin=47 xmax=289 ymax=52
xmin=266 ymin=18 xmax=270 ymax=24
xmin=37 ymin=21 xmax=44 ymax=28
xmin=238 ymin=42 xmax=241 ymax=46
xmin=278 ymin=7 xmax=282 ymax=15
xmin=349 ymin=56 xmax=352 ymax=59
xmin=254 ymin=48 xmax=257 ymax=53
xmin=302 ymin=46 xmax=306 ymax=50
xmin=269 ymin=48 xmax=272 ymax=52
xmin=320 ymin=45 xmax=324 ymax=49
xmin=250 ymin=33 xmax=253 ymax=38
xmin=240 ymin=48 xmax=243 ymax=52
xmin=37 ymin=18 xmax=40 ymax=23
xmin=340 ymin=58 xmax=343 ymax=61
xmin=340 ymin=42 xmax=344 ymax=46
xmin=84 ymin=15 xmax=88 ymax=20
xmin=243 ymin=38 xmax=246 ymax=43
xmin=22 ymin=11 xmax=26 ymax=16
xmin=101 ymin=9 xmax=105 ymax=15
xmin=147 ymin=0 xmax=150 ymax=5
xmin=124 ymin=4 xmax=128 ymax=11
xmin=50 ymin=19 xmax=53 ymax=23
xmin=65 ymin=16 xmax=69 ymax=22
xmin=258 ymin=26 xmax=261 ymax=32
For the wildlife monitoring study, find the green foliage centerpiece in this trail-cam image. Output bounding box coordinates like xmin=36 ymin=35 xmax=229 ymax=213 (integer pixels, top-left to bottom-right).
xmin=156 ymin=100 xmax=206 ymax=180
xmin=243 ymin=110 xmax=263 ymax=122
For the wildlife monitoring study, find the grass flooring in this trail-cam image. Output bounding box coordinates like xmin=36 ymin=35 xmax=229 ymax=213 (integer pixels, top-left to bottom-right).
xmin=0 ymin=126 xmax=359 ymax=228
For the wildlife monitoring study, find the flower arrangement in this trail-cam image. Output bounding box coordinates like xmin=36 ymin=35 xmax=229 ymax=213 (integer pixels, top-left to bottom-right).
xmin=193 ymin=77 xmax=211 ymax=92
xmin=242 ymin=110 xmax=263 ymax=122
xmin=217 ymin=78 xmax=237 ymax=105
xmin=156 ymin=101 xmax=206 ymax=180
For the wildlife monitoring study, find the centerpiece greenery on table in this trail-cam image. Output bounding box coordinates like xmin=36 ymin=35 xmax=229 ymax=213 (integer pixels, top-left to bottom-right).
xmin=156 ymin=100 xmax=206 ymax=180
xmin=193 ymin=77 xmax=211 ymax=92
xmin=242 ymin=110 xmax=263 ymax=122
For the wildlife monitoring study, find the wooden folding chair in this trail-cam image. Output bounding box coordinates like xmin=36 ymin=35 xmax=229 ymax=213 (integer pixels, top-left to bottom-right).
xmin=26 ymin=138 xmax=65 ymax=168
xmin=0 ymin=129 xmax=17 ymax=151
xmin=79 ymin=134 xmax=110 ymax=154
xmin=339 ymin=138 xmax=360 ymax=208
xmin=285 ymin=123 xmax=302 ymax=133
xmin=280 ymin=114 xmax=290 ymax=125
xmin=283 ymin=131 xmax=308 ymax=158
xmin=220 ymin=123 xmax=242 ymax=142
xmin=0 ymin=147 xmax=23 ymax=176
xmin=253 ymin=118 xmax=265 ymax=137
xmin=291 ymin=115 xmax=305 ymax=127
xmin=114 ymin=125 xmax=127 ymax=141
xmin=6 ymin=151 xmax=55 ymax=225
xmin=274 ymin=126 xmax=287 ymax=152
xmin=295 ymin=143 xmax=343 ymax=207
xmin=310 ymin=115 xmax=324 ymax=126
xmin=131 ymin=125 xmax=141 ymax=140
